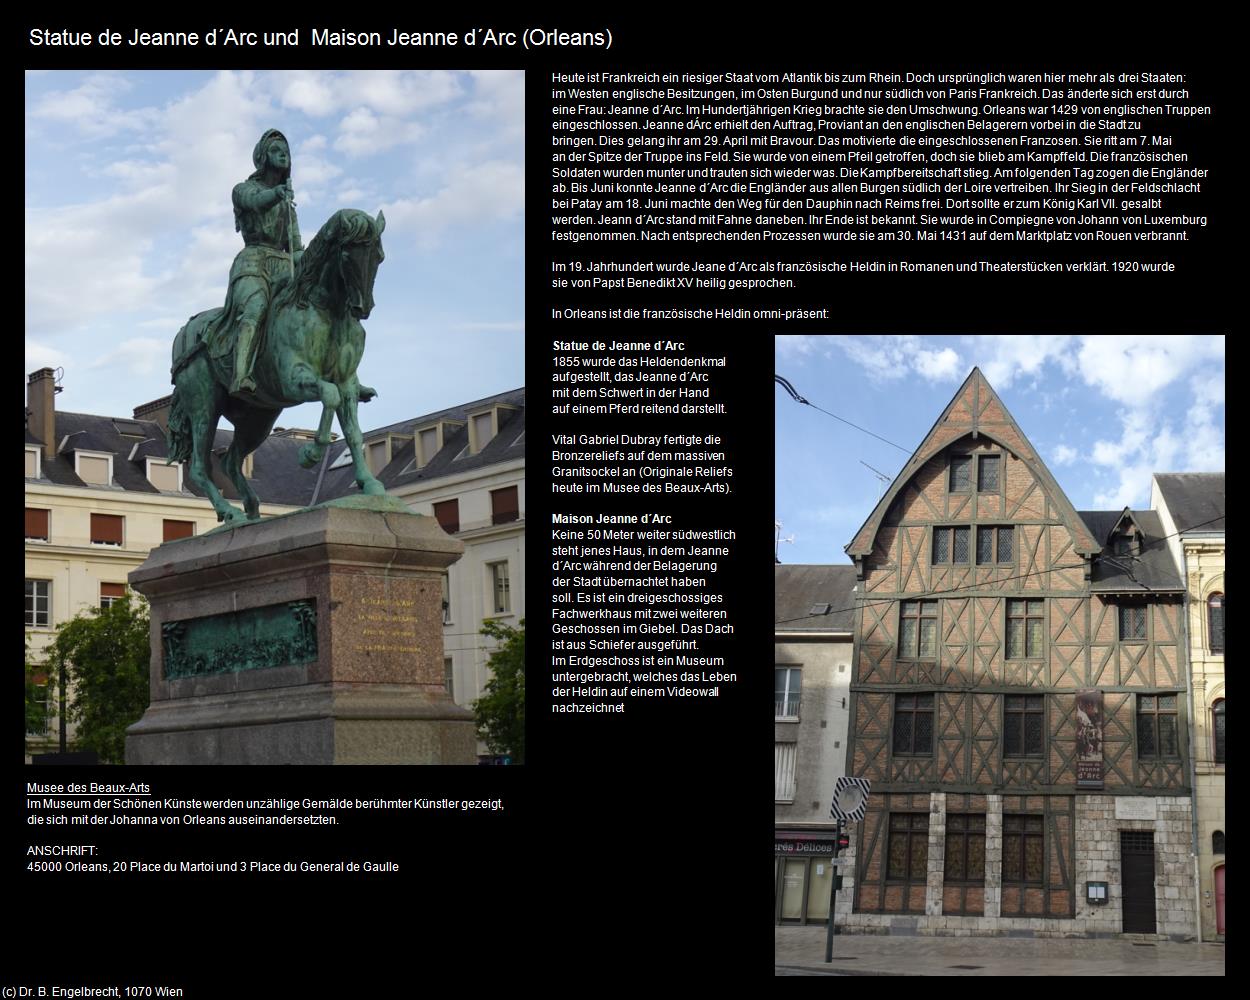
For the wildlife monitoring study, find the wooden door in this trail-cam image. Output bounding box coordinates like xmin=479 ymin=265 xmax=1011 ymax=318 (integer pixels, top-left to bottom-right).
xmin=1120 ymin=831 xmax=1157 ymax=934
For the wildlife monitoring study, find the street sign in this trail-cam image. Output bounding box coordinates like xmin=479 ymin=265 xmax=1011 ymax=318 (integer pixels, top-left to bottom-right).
xmin=830 ymin=776 xmax=872 ymax=823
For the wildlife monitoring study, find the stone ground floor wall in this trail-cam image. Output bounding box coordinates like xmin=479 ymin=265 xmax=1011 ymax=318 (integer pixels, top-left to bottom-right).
xmin=835 ymin=792 xmax=1197 ymax=940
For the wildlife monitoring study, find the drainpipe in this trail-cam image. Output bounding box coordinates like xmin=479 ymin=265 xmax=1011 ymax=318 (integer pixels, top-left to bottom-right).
xmin=1179 ymin=542 xmax=1201 ymax=942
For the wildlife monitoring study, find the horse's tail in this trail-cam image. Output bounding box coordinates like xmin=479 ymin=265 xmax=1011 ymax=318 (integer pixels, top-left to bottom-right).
xmin=166 ymin=388 xmax=193 ymax=465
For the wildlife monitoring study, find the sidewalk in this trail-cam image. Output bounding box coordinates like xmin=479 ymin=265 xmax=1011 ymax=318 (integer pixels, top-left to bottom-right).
xmin=775 ymin=925 xmax=1225 ymax=976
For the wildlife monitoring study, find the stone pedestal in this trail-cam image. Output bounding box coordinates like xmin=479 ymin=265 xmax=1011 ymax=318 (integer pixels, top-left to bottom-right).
xmin=125 ymin=496 xmax=476 ymax=764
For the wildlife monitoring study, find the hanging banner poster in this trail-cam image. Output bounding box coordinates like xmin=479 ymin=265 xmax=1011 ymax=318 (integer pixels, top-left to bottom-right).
xmin=1076 ymin=689 xmax=1104 ymax=789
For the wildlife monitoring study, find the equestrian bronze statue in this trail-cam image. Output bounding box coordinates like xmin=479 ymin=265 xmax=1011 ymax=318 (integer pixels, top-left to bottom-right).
xmin=167 ymin=128 xmax=387 ymax=525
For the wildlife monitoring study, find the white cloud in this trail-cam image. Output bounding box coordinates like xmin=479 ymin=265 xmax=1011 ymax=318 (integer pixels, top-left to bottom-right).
xmin=275 ymin=70 xmax=463 ymax=121
xmin=29 ymin=73 xmax=158 ymax=138
xmin=382 ymin=160 xmax=523 ymax=243
xmin=914 ymin=347 xmax=962 ymax=382
xmin=335 ymin=107 xmax=424 ymax=156
xmin=774 ymin=335 xmax=829 ymax=362
xmin=1075 ymin=335 xmax=1224 ymax=408
xmin=977 ymin=335 xmax=1075 ymax=389
xmin=88 ymin=337 xmax=168 ymax=376
xmin=1052 ymin=444 xmax=1079 ymax=466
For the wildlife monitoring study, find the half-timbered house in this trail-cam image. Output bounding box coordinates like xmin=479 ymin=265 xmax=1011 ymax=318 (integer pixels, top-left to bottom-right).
xmin=835 ymin=368 xmax=1197 ymax=939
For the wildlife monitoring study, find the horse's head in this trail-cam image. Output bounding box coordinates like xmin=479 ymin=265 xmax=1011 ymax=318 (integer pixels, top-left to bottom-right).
xmin=324 ymin=209 xmax=386 ymax=320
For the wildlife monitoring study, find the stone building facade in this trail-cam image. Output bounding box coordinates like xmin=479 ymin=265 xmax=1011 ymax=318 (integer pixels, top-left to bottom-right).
xmin=835 ymin=369 xmax=1197 ymax=939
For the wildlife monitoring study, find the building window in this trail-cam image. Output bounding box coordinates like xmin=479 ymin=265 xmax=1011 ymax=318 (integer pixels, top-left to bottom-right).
xmin=949 ymin=455 xmax=972 ymax=492
xmin=1006 ymin=599 xmax=1044 ymax=658
xmin=898 ymin=600 xmax=938 ymax=658
xmin=418 ymin=427 xmax=439 ymax=466
xmin=488 ymin=561 xmax=511 ymax=615
xmin=1118 ymin=603 xmax=1147 ymax=641
xmin=470 ymin=411 xmax=494 ymax=454
xmin=976 ymin=525 xmax=1014 ymax=565
xmin=932 ymin=526 xmax=970 ymax=565
xmin=433 ymin=499 xmax=459 ymax=534
xmin=977 ymin=454 xmax=1001 ymax=492
xmin=490 ymin=486 xmax=519 ymax=525
xmin=1137 ymin=693 xmax=1180 ymax=759
xmin=944 ymin=814 xmax=986 ymax=883
xmin=75 ymin=451 xmax=113 ymax=486
xmin=367 ymin=440 xmax=388 ymax=476
xmin=26 ymin=446 xmax=42 ymax=479
xmin=1212 ymin=830 xmax=1225 ymax=855
xmin=90 ymin=513 xmax=124 ymax=546
xmin=775 ymin=667 xmax=801 ymax=719
xmin=146 ymin=458 xmax=182 ymax=492
xmin=99 ymin=583 xmax=126 ymax=609
xmin=892 ymin=693 xmax=935 ymax=755
xmin=1208 ymin=594 xmax=1224 ymax=654
xmin=775 ymin=742 xmax=797 ymax=801
xmin=444 ymin=657 xmax=454 ymax=699
xmin=1002 ymin=815 xmax=1044 ymax=884
xmin=441 ymin=573 xmax=452 ymax=624
xmin=25 ymin=508 xmax=50 ymax=542
xmin=163 ymin=519 xmax=195 ymax=542
xmin=25 ymin=579 xmax=51 ymax=628
xmin=887 ymin=813 xmax=930 ymax=881
xmin=1004 ymin=695 xmax=1045 ymax=757
xmin=1212 ymin=699 xmax=1225 ymax=765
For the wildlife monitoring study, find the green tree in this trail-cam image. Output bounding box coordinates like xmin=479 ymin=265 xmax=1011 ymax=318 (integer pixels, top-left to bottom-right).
xmin=48 ymin=595 xmax=151 ymax=764
xmin=24 ymin=637 xmax=49 ymax=737
xmin=472 ymin=618 xmax=524 ymax=763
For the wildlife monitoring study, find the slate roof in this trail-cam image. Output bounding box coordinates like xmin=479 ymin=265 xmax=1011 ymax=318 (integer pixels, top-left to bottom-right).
xmin=1077 ymin=509 xmax=1184 ymax=594
xmin=316 ymin=387 xmax=525 ymax=502
xmin=1154 ymin=473 xmax=1226 ymax=534
xmin=775 ymin=564 xmax=858 ymax=632
xmin=27 ymin=389 xmax=526 ymax=508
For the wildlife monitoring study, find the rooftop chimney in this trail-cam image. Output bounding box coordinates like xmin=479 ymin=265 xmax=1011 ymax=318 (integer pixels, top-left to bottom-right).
xmin=134 ymin=394 xmax=173 ymax=434
xmin=27 ymin=368 xmax=60 ymax=460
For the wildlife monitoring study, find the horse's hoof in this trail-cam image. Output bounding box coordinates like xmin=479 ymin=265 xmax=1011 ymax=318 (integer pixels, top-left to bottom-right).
xmin=298 ymin=443 xmax=322 ymax=469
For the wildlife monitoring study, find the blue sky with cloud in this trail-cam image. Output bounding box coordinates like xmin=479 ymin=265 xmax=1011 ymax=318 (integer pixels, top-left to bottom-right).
xmin=775 ymin=335 xmax=1225 ymax=565
xmin=25 ymin=69 xmax=523 ymax=429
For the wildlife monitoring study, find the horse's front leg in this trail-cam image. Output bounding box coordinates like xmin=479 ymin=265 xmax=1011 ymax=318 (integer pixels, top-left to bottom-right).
xmin=337 ymin=384 xmax=385 ymax=495
xmin=293 ymin=374 xmax=341 ymax=469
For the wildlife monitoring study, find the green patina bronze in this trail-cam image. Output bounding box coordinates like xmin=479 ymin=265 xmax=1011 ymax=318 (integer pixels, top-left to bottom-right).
xmin=162 ymin=600 xmax=317 ymax=679
xmin=166 ymin=128 xmax=387 ymax=526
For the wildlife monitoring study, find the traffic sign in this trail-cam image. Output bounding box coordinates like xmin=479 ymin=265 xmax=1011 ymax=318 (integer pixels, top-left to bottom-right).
xmin=830 ymin=776 xmax=872 ymax=823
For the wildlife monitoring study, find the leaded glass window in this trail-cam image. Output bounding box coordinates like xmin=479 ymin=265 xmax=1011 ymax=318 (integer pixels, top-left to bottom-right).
xmin=952 ymin=526 xmax=970 ymax=564
xmin=893 ymin=693 xmax=935 ymax=755
xmin=997 ymin=527 xmax=1013 ymax=563
xmin=1006 ymin=600 xmax=1044 ymax=658
xmin=887 ymin=813 xmax=929 ymax=880
xmin=1002 ymin=815 xmax=1044 ymax=884
xmin=1119 ymin=604 xmax=1147 ymax=641
xmin=1137 ymin=693 xmax=1181 ymax=759
xmin=978 ymin=455 xmax=1000 ymax=492
xmin=977 ymin=527 xmax=994 ymax=564
xmin=944 ymin=814 xmax=986 ymax=883
xmin=1209 ymin=594 xmax=1224 ymax=653
xmin=1004 ymin=695 xmax=1045 ymax=756
xmin=933 ymin=528 xmax=951 ymax=564
xmin=1213 ymin=700 xmax=1225 ymax=764
xmin=949 ymin=455 xmax=972 ymax=492
xmin=898 ymin=600 xmax=937 ymax=659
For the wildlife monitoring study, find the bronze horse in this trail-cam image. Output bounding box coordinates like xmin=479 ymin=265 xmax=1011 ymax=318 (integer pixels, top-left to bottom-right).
xmin=167 ymin=208 xmax=386 ymax=524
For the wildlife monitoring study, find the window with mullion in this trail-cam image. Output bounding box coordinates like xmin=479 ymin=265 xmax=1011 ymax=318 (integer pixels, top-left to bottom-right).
xmin=1213 ymin=700 xmax=1225 ymax=765
xmin=976 ymin=526 xmax=1015 ymax=565
xmin=1004 ymin=695 xmax=1045 ymax=757
xmin=892 ymin=693 xmax=935 ymax=755
xmin=775 ymin=667 xmax=801 ymax=719
xmin=1136 ymin=693 xmax=1180 ymax=759
xmin=1002 ymin=815 xmax=1045 ymax=884
xmin=898 ymin=600 xmax=937 ymax=659
xmin=1006 ymin=600 xmax=1044 ymax=658
xmin=932 ymin=527 xmax=970 ymax=565
xmin=887 ymin=813 xmax=930 ymax=882
xmin=944 ymin=814 xmax=986 ymax=883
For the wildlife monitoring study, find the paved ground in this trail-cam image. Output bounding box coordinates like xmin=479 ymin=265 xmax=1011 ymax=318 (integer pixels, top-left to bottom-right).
xmin=775 ymin=926 xmax=1225 ymax=976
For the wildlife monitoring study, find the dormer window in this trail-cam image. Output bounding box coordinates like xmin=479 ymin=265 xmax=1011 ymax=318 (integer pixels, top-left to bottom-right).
xmin=413 ymin=419 xmax=464 ymax=468
xmin=74 ymin=450 xmax=113 ymax=486
xmin=25 ymin=446 xmax=42 ymax=480
xmin=467 ymin=403 xmax=520 ymax=456
xmin=146 ymin=457 xmax=183 ymax=493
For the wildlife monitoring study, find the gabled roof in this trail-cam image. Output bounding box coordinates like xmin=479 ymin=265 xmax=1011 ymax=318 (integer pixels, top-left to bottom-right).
xmin=1153 ymin=472 xmax=1225 ymax=534
xmin=845 ymin=368 xmax=1100 ymax=557
xmin=775 ymin=564 xmax=857 ymax=633
xmin=1077 ymin=510 xmax=1184 ymax=593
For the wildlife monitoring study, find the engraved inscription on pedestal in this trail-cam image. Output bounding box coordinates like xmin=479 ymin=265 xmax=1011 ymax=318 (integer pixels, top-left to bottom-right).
xmin=162 ymin=600 xmax=317 ymax=679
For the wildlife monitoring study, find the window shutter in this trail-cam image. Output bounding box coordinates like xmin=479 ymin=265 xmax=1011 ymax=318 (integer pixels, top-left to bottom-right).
xmin=90 ymin=513 xmax=124 ymax=545
xmin=25 ymin=508 xmax=49 ymax=540
xmin=433 ymin=499 xmax=459 ymax=534
xmin=100 ymin=582 xmax=126 ymax=602
xmin=490 ymin=486 xmax=519 ymax=524
xmin=163 ymin=519 xmax=195 ymax=542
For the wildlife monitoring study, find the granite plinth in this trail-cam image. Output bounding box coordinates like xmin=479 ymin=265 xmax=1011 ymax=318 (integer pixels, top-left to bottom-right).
xmin=125 ymin=501 xmax=475 ymax=765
